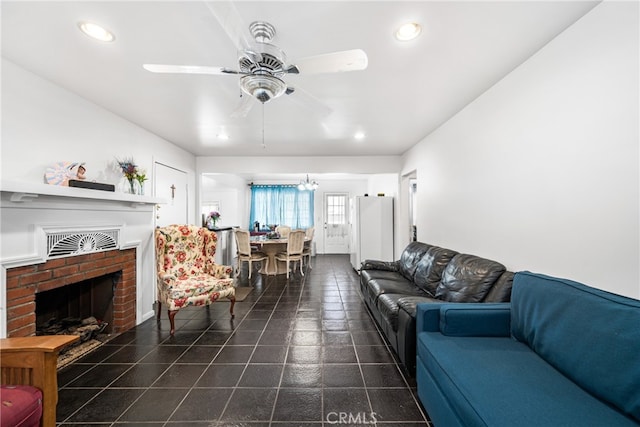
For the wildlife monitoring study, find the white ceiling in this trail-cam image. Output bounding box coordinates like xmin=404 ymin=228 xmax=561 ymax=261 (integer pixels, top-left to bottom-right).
xmin=2 ymin=1 xmax=599 ymax=158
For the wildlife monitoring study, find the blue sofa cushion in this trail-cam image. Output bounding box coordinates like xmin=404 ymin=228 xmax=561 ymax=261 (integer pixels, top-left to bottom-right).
xmin=511 ymin=272 xmax=640 ymax=422
xmin=438 ymin=303 xmax=511 ymax=337
xmin=417 ymin=332 xmax=639 ymax=427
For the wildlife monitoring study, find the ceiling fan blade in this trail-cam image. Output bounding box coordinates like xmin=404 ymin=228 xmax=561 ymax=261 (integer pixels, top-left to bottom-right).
xmin=286 ymin=85 xmax=332 ymax=118
xmin=142 ymin=64 xmax=239 ymax=75
xmin=205 ymin=0 xmax=254 ymax=52
xmin=287 ymin=49 xmax=368 ymax=75
xmin=230 ymin=94 xmax=257 ymax=118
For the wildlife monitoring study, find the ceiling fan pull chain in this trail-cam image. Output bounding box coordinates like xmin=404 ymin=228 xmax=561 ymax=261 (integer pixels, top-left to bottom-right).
xmin=262 ymin=104 xmax=266 ymax=150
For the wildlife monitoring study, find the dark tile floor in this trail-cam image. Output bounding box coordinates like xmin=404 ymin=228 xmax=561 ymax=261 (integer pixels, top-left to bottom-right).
xmin=56 ymin=254 xmax=430 ymax=426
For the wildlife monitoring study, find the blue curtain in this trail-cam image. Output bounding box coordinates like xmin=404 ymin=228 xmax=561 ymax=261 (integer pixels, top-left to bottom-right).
xmin=250 ymin=185 xmax=314 ymax=230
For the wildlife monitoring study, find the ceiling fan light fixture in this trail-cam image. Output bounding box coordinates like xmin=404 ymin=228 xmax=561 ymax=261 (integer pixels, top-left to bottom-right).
xmin=240 ymin=74 xmax=287 ymax=103
xmin=395 ymin=22 xmax=422 ymax=41
xmin=78 ymin=21 xmax=115 ymax=42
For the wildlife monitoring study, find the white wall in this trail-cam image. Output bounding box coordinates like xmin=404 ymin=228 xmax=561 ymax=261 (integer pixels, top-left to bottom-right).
xmin=402 ymin=1 xmax=639 ymax=298
xmin=1 ymin=59 xmax=198 ymax=222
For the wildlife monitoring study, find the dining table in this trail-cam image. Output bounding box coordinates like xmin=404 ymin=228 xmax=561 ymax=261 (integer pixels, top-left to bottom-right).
xmin=250 ymin=235 xmax=307 ymax=275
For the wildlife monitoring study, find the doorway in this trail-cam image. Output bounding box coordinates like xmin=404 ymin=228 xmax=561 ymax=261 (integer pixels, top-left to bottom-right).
xmin=324 ymin=192 xmax=349 ymax=253
xmin=154 ymin=162 xmax=188 ymax=227
xmin=409 ymin=178 xmax=417 ymax=241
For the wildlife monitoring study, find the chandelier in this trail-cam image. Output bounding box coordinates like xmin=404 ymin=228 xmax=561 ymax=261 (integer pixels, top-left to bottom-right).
xmin=298 ymin=175 xmax=319 ymax=191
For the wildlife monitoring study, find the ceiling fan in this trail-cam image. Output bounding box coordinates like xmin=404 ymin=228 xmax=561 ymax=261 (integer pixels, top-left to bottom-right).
xmin=143 ymin=2 xmax=368 ymax=116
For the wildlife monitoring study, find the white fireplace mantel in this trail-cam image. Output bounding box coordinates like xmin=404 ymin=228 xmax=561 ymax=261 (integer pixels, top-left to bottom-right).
xmin=1 ymin=180 xmax=166 ymax=206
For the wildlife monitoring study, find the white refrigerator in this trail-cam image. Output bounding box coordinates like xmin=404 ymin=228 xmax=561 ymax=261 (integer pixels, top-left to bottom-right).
xmin=350 ymin=196 xmax=394 ymax=270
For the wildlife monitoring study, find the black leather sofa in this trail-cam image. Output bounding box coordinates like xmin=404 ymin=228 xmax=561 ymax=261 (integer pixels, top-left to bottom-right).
xmin=360 ymin=242 xmax=514 ymax=375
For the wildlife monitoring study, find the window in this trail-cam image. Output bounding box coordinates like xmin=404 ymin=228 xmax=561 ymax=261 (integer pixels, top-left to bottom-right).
xmin=250 ymin=185 xmax=314 ymax=229
xmin=326 ymin=194 xmax=347 ymax=225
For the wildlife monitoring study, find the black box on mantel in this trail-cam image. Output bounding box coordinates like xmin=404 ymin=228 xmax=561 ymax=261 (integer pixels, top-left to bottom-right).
xmin=68 ymin=180 xmax=115 ymax=192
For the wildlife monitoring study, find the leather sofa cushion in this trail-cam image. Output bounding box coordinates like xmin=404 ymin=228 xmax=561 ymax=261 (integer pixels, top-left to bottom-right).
xmin=397 ymin=242 xmax=431 ymax=281
xmin=377 ymin=294 xmax=405 ymax=331
xmin=361 ymin=269 xmax=404 ymax=284
xmin=413 ymin=246 xmax=459 ymax=295
xmin=360 ymin=259 xmax=397 ymax=272
xmin=511 ymin=272 xmax=640 ymax=422
xmin=483 ymin=271 xmax=514 ymax=302
xmin=378 ymin=294 xmax=441 ymax=332
xmin=0 ymin=385 xmax=43 ymax=427
xmin=435 ymin=254 xmax=505 ymax=302
xmin=368 ymin=278 xmax=427 ymax=304
xmin=397 ymin=295 xmax=441 ymax=318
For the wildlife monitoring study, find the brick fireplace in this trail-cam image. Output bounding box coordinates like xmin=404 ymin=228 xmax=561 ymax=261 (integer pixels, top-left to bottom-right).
xmin=1 ymin=181 xmax=160 ymax=338
xmin=5 ymin=249 xmax=137 ymax=337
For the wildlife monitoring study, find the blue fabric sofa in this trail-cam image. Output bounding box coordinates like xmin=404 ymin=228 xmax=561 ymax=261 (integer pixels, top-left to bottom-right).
xmin=415 ymin=271 xmax=640 ymax=427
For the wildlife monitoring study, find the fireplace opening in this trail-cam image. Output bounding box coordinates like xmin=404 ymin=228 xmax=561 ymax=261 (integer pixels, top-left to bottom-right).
xmin=35 ymin=272 xmax=118 ymax=366
xmin=36 ymin=272 xmax=117 ymax=335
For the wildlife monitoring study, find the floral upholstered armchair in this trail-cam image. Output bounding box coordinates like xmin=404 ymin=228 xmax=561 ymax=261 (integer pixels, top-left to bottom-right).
xmin=155 ymin=224 xmax=236 ymax=335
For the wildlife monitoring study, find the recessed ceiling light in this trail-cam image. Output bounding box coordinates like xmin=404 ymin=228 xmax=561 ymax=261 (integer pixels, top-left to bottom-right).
xmin=354 ymin=132 xmax=366 ymax=140
xmin=217 ymin=133 xmax=229 ymax=140
xmin=78 ymin=21 xmax=115 ymax=42
xmin=395 ymin=22 xmax=422 ymax=41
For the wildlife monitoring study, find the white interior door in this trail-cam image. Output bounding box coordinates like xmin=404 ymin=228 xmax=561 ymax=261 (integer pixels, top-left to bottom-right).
xmin=324 ymin=193 xmax=350 ymax=253
xmin=154 ymin=162 xmax=188 ymax=227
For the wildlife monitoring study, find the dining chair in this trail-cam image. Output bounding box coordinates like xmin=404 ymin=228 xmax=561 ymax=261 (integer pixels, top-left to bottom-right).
xmin=234 ymin=229 xmax=268 ymax=279
xmin=303 ymin=226 xmax=315 ymax=269
xmin=275 ymin=225 xmax=291 ymax=239
xmin=275 ymin=229 xmax=306 ymax=278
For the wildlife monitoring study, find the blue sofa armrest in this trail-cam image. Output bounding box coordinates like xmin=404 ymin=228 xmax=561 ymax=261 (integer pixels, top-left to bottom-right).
xmin=416 ymin=303 xmax=511 ymax=337
xmin=416 ymin=303 xmax=446 ymax=332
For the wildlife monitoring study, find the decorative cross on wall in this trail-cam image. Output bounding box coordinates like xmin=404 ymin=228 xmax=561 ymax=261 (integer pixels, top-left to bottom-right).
xmin=170 ymin=184 xmax=176 ymax=200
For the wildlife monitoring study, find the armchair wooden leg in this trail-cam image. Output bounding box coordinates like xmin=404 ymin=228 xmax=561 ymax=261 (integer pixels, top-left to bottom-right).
xmin=168 ymin=310 xmax=178 ymax=335
xmin=229 ymin=295 xmax=236 ymax=318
